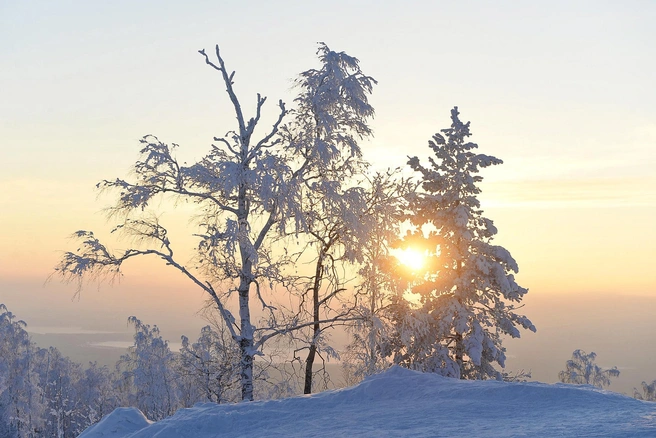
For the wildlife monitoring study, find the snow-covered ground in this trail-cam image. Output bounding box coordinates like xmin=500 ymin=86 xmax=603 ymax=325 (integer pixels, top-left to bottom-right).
xmin=79 ymin=366 xmax=656 ymax=438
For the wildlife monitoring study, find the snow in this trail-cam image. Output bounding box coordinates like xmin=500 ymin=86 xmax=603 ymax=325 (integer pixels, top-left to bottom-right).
xmin=79 ymin=366 xmax=656 ymax=437
xmin=79 ymin=407 xmax=152 ymax=437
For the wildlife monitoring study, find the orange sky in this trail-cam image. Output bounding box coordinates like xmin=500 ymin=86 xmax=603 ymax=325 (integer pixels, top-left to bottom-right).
xmin=1 ymin=0 xmax=654 ymax=393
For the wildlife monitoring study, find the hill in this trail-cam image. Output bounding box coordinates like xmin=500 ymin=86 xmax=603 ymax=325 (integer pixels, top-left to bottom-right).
xmin=80 ymin=366 xmax=656 ymax=437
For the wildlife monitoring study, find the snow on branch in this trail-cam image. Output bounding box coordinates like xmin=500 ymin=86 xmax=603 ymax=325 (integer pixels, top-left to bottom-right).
xmin=53 ymin=230 xmax=134 ymax=292
xmin=198 ymin=45 xmax=247 ymax=136
xmin=394 ymin=107 xmax=535 ymax=380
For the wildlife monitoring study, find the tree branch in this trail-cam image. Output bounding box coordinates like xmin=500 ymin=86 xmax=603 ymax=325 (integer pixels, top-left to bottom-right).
xmin=255 ymin=314 xmax=361 ymax=349
xmin=199 ymin=45 xmax=246 ymax=139
xmin=248 ymin=100 xmax=287 ymax=163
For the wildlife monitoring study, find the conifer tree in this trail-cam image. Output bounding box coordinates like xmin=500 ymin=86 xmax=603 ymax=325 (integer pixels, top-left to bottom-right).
xmin=389 ymin=107 xmax=535 ymax=379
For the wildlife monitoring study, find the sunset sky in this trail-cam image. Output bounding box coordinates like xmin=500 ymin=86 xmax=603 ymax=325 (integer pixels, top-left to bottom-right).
xmin=1 ymin=0 xmax=655 ymax=392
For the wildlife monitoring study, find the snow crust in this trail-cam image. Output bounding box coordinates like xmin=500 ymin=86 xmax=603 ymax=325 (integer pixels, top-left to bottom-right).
xmin=80 ymin=366 xmax=656 ymax=437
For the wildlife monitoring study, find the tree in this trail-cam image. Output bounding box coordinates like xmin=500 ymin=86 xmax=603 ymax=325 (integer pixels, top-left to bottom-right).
xmin=341 ymin=171 xmax=413 ymax=384
xmin=76 ymin=362 xmax=118 ymax=427
xmin=385 ymin=107 xmax=535 ymax=379
xmin=634 ymin=380 xmax=656 ymax=401
xmin=287 ymin=43 xmax=377 ymax=393
xmin=53 ymin=44 xmax=374 ymax=401
xmin=0 ymin=304 xmax=120 ymax=437
xmin=116 ymin=317 xmax=180 ymax=420
xmin=35 ymin=347 xmax=86 ymax=438
xmin=178 ymin=324 xmax=241 ymax=404
xmin=558 ymin=349 xmax=620 ymax=389
xmin=0 ymin=304 xmax=44 ymax=437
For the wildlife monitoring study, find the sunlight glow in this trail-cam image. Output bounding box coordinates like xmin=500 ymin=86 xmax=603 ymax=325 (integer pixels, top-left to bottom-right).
xmin=396 ymin=248 xmax=425 ymax=271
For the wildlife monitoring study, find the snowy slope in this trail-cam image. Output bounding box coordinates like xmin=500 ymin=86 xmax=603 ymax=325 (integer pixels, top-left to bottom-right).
xmin=79 ymin=366 xmax=656 ymax=438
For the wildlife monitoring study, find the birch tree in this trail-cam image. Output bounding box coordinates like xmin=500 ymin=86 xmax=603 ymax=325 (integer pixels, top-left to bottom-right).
xmin=0 ymin=304 xmax=44 ymax=437
xmin=558 ymin=349 xmax=620 ymax=389
xmin=54 ymin=44 xmax=376 ymax=401
xmin=341 ymin=171 xmax=413 ymax=383
xmin=286 ymin=43 xmax=377 ymax=393
xmin=116 ymin=317 xmax=180 ymax=420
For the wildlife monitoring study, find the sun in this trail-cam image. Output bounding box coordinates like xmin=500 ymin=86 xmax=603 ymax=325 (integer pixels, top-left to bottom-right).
xmin=396 ymin=247 xmax=425 ymax=271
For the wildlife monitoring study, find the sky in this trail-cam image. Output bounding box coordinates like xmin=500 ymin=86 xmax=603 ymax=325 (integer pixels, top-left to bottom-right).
xmin=1 ymin=0 xmax=655 ymax=392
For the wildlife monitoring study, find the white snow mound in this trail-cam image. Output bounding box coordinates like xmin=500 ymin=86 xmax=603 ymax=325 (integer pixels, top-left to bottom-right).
xmin=78 ymin=407 xmax=152 ymax=437
xmin=81 ymin=366 xmax=656 ymax=437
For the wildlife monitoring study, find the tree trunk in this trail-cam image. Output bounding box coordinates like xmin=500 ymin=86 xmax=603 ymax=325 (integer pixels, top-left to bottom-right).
xmin=304 ymin=343 xmax=317 ymax=394
xmin=454 ymin=259 xmax=465 ymax=379
xmin=237 ymin=188 xmax=255 ymax=401
xmin=367 ymin=263 xmax=379 ymax=376
xmin=304 ymin=250 xmax=324 ymax=394
xmin=238 ymin=275 xmax=254 ymax=401
xmin=454 ymin=332 xmax=465 ymax=379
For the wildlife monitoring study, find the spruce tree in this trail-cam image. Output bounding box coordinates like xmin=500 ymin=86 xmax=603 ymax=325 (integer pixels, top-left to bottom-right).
xmin=391 ymin=107 xmax=535 ymax=379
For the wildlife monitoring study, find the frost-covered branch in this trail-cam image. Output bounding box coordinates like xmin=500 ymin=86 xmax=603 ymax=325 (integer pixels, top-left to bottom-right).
xmin=198 ymin=45 xmax=247 ymax=136
xmin=98 ymin=136 xmax=239 ymax=216
xmin=213 ymin=135 xmax=240 ymax=157
xmin=252 ymin=279 xmax=277 ymax=313
xmin=248 ymin=100 xmax=287 ymax=163
xmin=55 ymin=42 xmax=389 ymax=401
xmin=54 ymin=231 xmax=156 ymax=291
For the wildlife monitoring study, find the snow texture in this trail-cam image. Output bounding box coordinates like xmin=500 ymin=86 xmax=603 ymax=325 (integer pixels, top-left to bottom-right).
xmin=79 ymin=366 xmax=656 ymax=437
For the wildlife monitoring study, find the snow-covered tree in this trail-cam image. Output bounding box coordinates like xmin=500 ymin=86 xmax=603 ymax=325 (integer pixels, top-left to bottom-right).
xmin=53 ymin=44 xmax=377 ymax=401
xmin=558 ymin=349 xmax=620 ymax=389
xmin=76 ymin=362 xmax=119 ymax=427
xmin=116 ymin=317 xmax=180 ymax=420
xmin=501 ymin=369 xmax=532 ymax=383
xmin=386 ymin=107 xmax=535 ymax=379
xmin=35 ymin=347 xmax=86 ymax=438
xmin=0 ymin=304 xmax=44 ymax=437
xmin=341 ymin=171 xmax=413 ymax=384
xmin=634 ymin=380 xmax=656 ymax=401
xmin=0 ymin=305 xmax=120 ymax=436
xmin=178 ymin=324 xmax=241 ymax=404
xmin=286 ymin=44 xmax=377 ymax=393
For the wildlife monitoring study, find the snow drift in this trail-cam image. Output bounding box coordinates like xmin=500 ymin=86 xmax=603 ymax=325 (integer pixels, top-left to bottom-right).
xmin=78 ymin=407 xmax=152 ymax=437
xmin=79 ymin=366 xmax=656 ymax=437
